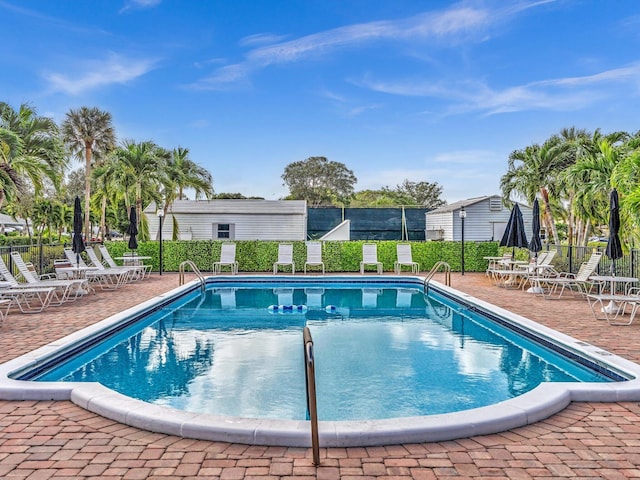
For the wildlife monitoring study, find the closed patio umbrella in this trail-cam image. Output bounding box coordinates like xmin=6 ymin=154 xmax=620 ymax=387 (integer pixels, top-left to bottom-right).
xmin=500 ymin=203 xmax=528 ymax=258
xmin=126 ymin=206 xmax=138 ymax=251
xmin=528 ymin=199 xmax=542 ymax=260
xmin=605 ymin=189 xmax=623 ymax=276
xmin=72 ymin=196 xmax=86 ymax=267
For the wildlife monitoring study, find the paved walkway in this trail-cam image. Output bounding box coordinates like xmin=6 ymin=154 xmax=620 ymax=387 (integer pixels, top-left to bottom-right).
xmin=1 ymin=273 xmax=640 ymax=479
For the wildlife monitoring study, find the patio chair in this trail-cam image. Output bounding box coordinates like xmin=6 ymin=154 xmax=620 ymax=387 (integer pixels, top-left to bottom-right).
xmin=10 ymin=251 xmax=89 ymax=303
xmin=586 ymin=287 xmax=640 ymax=326
xmin=0 ymin=256 xmax=60 ymax=312
xmin=273 ymin=244 xmax=295 ymax=274
xmin=539 ymin=251 xmax=603 ymax=299
xmin=98 ymin=244 xmax=151 ymax=279
xmin=360 ymin=244 xmax=383 ymax=274
xmin=304 ymin=242 xmax=324 ymax=274
xmin=213 ymin=243 xmax=239 ymax=274
xmin=83 ymin=247 xmax=135 ymax=288
xmin=394 ymin=244 xmax=419 ymax=274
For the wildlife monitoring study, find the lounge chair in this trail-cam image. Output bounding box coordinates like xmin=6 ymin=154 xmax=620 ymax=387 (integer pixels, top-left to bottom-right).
xmin=83 ymin=247 xmax=135 ymax=288
xmin=394 ymin=244 xmax=419 ymax=274
xmin=213 ymin=243 xmax=239 ymax=274
xmin=586 ymin=287 xmax=640 ymax=325
xmin=360 ymin=244 xmax=382 ymax=274
xmin=539 ymin=251 xmax=603 ymax=299
xmin=273 ymin=244 xmax=295 ymax=274
xmin=98 ymin=244 xmax=151 ymax=279
xmin=304 ymin=242 xmax=324 ymax=274
xmin=0 ymin=256 xmax=60 ymax=312
xmin=10 ymin=251 xmax=89 ymax=303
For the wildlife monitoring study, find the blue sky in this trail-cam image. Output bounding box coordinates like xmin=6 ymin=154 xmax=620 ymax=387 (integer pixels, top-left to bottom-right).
xmin=2 ymin=0 xmax=639 ymax=203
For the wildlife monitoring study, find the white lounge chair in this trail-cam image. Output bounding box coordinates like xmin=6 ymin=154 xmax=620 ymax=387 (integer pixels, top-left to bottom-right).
xmin=0 ymin=256 xmax=60 ymax=312
xmin=360 ymin=244 xmax=382 ymax=274
xmin=586 ymin=287 xmax=640 ymax=325
xmin=394 ymin=244 xmax=419 ymax=274
xmin=304 ymin=242 xmax=324 ymax=274
xmin=98 ymin=244 xmax=151 ymax=279
xmin=273 ymin=244 xmax=295 ymax=274
xmin=539 ymin=251 xmax=603 ymax=299
xmin=213 ymin=243 xmax=238 ymax=274
xmin=10 ymin=251 xmax=89 ymax=303
xmin=83 ymin=247 xmax=135 ymax=288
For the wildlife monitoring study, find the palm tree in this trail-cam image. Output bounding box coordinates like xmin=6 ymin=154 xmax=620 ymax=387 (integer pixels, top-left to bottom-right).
xmin=160 ymin=147 xmax=214 ymax=239
xmin=110 ymin=140 xmax=168 ymax=240
xmin=0 ymin=102 xmax=66 ymax=211
xmin=61 ymin=107 xmax=115 ymax=239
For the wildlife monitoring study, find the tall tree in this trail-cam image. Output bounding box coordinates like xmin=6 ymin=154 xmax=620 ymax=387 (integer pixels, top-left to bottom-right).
xmin=160 ymin=147 xmax=214 ymax=240
xmin=282 ymin=156 xmax=357 ymax=206
xmin=0 ymin=102 xmax=66 ymax=210
xmin=395 ymin=180 xmax=446 ymax=208
xmin=110 ymin=140 xmax=168 ymax=241
xmin=61 ymin=107 xmax=115 ymax=239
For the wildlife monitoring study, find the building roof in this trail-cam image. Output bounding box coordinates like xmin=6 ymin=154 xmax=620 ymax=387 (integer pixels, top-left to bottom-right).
xmin=427 ymin=195 xmax=532 ymax=215
xmin=427 ymin=195 xmax=499 ymax=214
xmin=143 ymin=199 xmax=307 ymax=215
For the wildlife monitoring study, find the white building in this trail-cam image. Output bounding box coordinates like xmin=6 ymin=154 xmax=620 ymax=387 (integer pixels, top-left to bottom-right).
xmin=425 ymin=196 xmax=534 ymax=242
xmin=145 ymin=200 xmax=308 ymax=241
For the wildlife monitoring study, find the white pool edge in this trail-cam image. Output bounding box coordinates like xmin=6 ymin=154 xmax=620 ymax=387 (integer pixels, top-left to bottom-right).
xmin=1 ymin=275 xmax=640 ymax=447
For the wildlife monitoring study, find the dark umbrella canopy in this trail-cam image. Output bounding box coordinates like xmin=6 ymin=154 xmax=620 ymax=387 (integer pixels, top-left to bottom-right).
xmin=126 ymin=206 xmax=138 ymax=251
xmin=500 ymin=203 xmax=528 ymax=257
xmin=71 ymin=196 xmax=86 ymax=267
xmin=605 ymin=189 xmax=623 ymax=275
xmin=528 ymin=199 xmax=542 ymax=259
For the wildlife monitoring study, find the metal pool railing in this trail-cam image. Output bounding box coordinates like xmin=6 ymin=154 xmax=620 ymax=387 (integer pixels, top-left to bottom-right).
xmin=423 ymin=261 xmax=451 ymax=293
xmin=178 ymin=260 xmax=205 ymax=291
xmin=303 ymin=326 xmax=320 ymax=465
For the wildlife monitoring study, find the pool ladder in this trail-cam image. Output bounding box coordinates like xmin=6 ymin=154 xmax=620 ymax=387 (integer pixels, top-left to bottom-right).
xmin=303 ymin=326 xmax=320 ymax=465
xmin=423 ymin=261 xmax=451 ymax=293
xmin=178 ymin=260 xmax=206 ymax=292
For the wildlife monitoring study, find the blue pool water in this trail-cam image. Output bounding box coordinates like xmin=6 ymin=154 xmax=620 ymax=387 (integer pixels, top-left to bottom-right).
xmin=32 ymin=281 xmax=611 ymax=421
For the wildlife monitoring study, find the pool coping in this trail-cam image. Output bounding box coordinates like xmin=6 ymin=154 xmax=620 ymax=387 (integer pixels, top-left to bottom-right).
xmin=1 ymin=275 xmax=640 ymax=447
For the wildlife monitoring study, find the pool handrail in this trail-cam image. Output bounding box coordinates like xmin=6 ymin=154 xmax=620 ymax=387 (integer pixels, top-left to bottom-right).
xmin=303 ymin=326 xmax=320 ymax=465
xmin=424 ymin=261 xmax=451 ymax=292
xmin=178 ymin=260 xmax=205 ymax=292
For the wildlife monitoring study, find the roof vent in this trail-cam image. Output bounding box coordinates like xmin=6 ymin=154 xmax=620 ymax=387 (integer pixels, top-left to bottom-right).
xmin=489 ymin=197 xmax=502 ymax=211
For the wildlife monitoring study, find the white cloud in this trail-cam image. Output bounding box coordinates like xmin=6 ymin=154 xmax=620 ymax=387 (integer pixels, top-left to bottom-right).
xmin=43 ymin=53 xmax=158 ymax=95
xmin=191 ymin=1 xmax=507 ymax=89
xmin=119 ymin=0 xmax=161 ymax=13
xmin=356 ymin=62 xmax=640 ymax=116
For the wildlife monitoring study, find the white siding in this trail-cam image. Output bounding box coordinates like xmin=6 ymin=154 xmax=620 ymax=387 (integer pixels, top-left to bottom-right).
xmin=427 ymin=196 xmax=534 ymax=242
xmin=146 ymin=200 xmax=307 ymax=241
xmin=425 ymin=212 xmax=452 ymax=240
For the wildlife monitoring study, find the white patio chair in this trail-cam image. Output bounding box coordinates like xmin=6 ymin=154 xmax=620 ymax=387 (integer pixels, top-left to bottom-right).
xmin=394 ymin=244 xmax=419 ymax=274
xmin=10 ymin=251 xmax=90 ymax=303
xmin=360 ymin=244 xmax=382 ymax=274
xmin=273 ymin=244 xmax=295 ymax=274
xmin=213 ymin=243 xmax=238 ymax=274
xmin=539 ymin=251 xmax=603 ymax=299
xmin=0 ymin=256 xmax=59 ymax=314
xmin=304 ymin=242 xmax=324 ymax=274
xmin=98 ymin=244 xmax=151 ymax=278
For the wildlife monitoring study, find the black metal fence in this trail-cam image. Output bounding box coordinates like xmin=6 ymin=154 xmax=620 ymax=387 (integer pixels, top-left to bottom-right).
xmin=0 ymin=243 xmax=66 ymax=277
xmin=544 ymin=244 xmax=639 ymax=278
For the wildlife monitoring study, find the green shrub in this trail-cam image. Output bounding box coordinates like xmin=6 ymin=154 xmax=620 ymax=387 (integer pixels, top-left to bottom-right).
xmin=103 ymin=240 xmax=501 ymax=273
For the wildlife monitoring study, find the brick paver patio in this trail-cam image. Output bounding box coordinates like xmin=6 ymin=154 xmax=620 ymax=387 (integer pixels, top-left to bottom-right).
xmin=1 ymin=272 xmax=640 ymax=479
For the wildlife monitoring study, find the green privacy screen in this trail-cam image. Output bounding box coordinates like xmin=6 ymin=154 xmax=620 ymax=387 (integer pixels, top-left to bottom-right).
xmin=307 ymin=207 xmax=429 ymax=241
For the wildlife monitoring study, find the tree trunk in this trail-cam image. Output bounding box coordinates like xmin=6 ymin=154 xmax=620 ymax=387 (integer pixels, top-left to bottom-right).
xmin=84 ymin=142 xmax=93 ymax=240
xmin=100 ymin=195 xmax=107 ymax=241
xmin=540 ymin=188 xmax=560 ymax=245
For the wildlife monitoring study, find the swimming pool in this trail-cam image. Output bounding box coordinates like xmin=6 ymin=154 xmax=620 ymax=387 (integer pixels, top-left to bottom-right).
xmin=1 ymin=275 xmax=640 ymax=447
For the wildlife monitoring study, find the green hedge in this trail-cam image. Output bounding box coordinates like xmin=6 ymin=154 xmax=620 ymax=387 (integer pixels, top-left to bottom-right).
xmin=104 ymin=240 xmax=500 ymax=273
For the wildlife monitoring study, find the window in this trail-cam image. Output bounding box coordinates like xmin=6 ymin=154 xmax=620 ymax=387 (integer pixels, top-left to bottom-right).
xmin=218 ymin=224 xmax=230 ymax=238
xmin=213 ymin=223 xmax=235 ymax=239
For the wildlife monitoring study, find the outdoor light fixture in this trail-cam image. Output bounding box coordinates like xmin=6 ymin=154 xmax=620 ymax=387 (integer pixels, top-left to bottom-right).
xmin=157 ymin=207 xmax=165 ymax=275
xmin=459 ymin=206 xmax=467 ymax=275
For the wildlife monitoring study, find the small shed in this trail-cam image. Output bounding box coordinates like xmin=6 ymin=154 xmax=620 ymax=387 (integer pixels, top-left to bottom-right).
xmin=425 ymin=195 xmax=534 ymax=242
xmin=145 ymin=199 xmax=308 ymax=241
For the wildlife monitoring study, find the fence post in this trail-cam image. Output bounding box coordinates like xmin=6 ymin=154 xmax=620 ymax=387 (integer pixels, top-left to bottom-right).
xmin=567 ymin=244 xmax=573 ymax=274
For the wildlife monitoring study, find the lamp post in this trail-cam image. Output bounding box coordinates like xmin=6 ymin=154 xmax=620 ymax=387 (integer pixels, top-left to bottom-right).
xmin=157 ymin=207 xmax=165 ymax=275
xmin=459 ymin=206 xmax=467 ymax=275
